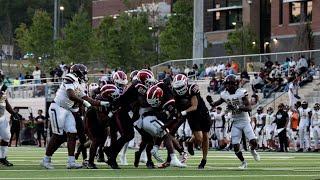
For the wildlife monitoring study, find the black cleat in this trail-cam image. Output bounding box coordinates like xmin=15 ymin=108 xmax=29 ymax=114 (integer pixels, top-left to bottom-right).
xmin=85 ymin=162 xmax=98 ymax=169
xmin=198 ymin=159 xmax=206 ymax=169
xmin=313 ymin=149 xmax=319 ymax=152
xmin=106 ymin=159 xmax=120 ymax=169
xmin=307 ymin=148 xmax=312 ymax=152
xmin=134 ymin=151 xmax=141 ymax=168
xmin=296 ymin=148 xmax=303 ymax=152
xmin=187 ymin=142 xmax=194 ymax=156
xmin=0 ymin=158 xmax=13 ymax=166
xmin=146 ymin=161 xmax=155 ymax=169
xmin=97 ymin=156 xmax=105 ymax=163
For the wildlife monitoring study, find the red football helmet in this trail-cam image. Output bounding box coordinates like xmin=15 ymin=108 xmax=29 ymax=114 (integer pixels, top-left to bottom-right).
xmin=100 ymin=84 xmax=120 ymax=100
xmin=136 ymin=69 xmax=155 ymax=86
xmin=172 ymin=74 xmax=188 ymax=95
xmin=113 ymin=71 xmax=128 ymax=93
xmin=146 ymin=85 xmax=164 ymax=107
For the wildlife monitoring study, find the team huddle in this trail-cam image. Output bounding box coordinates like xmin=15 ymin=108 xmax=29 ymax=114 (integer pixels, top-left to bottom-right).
xmin=0 ymin=64 xmax=261 ymax=170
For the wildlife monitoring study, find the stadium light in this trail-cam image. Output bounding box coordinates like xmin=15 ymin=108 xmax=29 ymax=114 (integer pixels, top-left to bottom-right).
xmin=148 ymin=26 xmax=153 ymax=30
xmin=252 ymin=41 xmax=256 ymax=45
xmin=59 ymin=6 xmax=64 ymax=11
xmin=232 ymin=22 xmax=237 ymax=26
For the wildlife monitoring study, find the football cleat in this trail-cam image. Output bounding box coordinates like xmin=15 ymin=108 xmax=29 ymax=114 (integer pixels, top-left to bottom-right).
xmin=67 ymin=162 xmax=83 ymax=169
xmin=40 ymin=158 xmax=54 ymax=170
xmin=151 ymin=148 xmax=164 ymax=163
xmin=0 ymin=158 xmax=13 ymax=167
xmin=250 ymin=150 xmax=260 ymax=161
xmin=296 ymin=148 xmax=303 ymax=152
xmin=198 ymin=159 xmax=206 ymax=169
xmin=146 ymin=161 xmax=155 ymax=169
xmin=238 ymin=161 xmax=248 ymax=170
xmin=119 ymin=154 xmax=128 ymax=165
xmin=170 ymin=157 xmax=187 ymax=168
xmin=84 ymin=162 xmax=98 ymax=169
xmin=106 ymin=159 xmax=121 ymax=169
xmin=179 ymin=151 xmax=189 ymax=163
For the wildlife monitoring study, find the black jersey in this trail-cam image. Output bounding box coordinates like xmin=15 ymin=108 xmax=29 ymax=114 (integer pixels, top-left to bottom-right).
xmin=174 ymin=83 xmax=208 ymax=113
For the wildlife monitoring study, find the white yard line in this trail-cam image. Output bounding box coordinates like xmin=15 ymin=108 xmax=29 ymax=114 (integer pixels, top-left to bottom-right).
xmin=0 ymin=174 xmax=320 ymax=179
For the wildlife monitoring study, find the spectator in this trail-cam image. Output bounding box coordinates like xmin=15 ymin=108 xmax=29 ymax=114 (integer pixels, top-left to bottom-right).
xmin=35 ymin=109 xmax=46 ymax=147
xmin=288 ymin=77 xmax=300 ymax=108
xmin=288 ymin=57 xmax=296 ymax=68
xmin=240 ymin=70 xmax=250 ymax=87
xmin=217 ymin=62 xmax=225 ymax=73
xmin=265 ymin=59 xmax=274 ymax=71
xmin=32 ymin=66 xmax=41 ymax=84
xmin=250 ymin=93 xmax=259 ymax=106
xmin=13 ymin=77 xmax=20 ymax=86
xmin=25 ymin=72 xmax=33 ymax=83
xmin=18 ymin=73 xmax=25 ymax=84
xmin=273 ymin=103 xmax=289 ymax=152
xmin=251 ymin=74 xmax=264 ymax=93
xmin=59 ymin=61 xmax=66 ymax=71
xmin=9 ymin=107 xmax=22 ymax=147
xmin=263 ymin=78 xmax=276 ymax=98
xmin=231 ymin=60 xmax=239 ymax=73
xmin=207 ymin=75 xmax=218 ymax=93
xmin=296 ymin=55 xmax=308 ymax=75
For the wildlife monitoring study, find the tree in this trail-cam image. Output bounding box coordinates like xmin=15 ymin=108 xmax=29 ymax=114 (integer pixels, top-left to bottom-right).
xmin=224 ymin=25 xmax=259 ymax=55
xmin=15 ymin=10 xmax=53 ymax=57
xmin=159 ymin=0 xmax=193 ymax=60
xmin=96 ymin=13 xmax=155 ymax=71
xmin=60 ymin=10 xmax=92 ymax=63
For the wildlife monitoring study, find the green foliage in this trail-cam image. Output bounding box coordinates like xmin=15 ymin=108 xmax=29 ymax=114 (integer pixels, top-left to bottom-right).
xmin=96 ymin=13 xmax=155 ymax=71
xmin=60 ymin=10 xmax=93 ymax=64
xmin=224 ymin=25 xmax=259 ymax=55
xmin=159 ymin=0 xmax=193 ymax=60
xmin=15 ymin=10 xmax=53 ymax=57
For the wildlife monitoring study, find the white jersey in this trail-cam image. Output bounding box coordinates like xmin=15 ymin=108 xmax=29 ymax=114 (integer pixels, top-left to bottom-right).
xmin=54 ymin=73 xmax=86 ymax=112
xmin=212 ymin=112 xmax=225 ymax=128
xmin=298 ymin=107 xmax=312 ymax=121
xmin=312 ymin=110 xmax=320 ymax=126
xmin=265 ymin=114 xmax=275 ymax=126
xmin=220 ymin=88 xmax=250 ymax=121
xmin=255 ymin=113 xmax=266 ymax=126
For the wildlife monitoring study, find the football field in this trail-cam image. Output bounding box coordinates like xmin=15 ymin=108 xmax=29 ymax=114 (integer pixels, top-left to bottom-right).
xmin=1 ymin=147 xmax=320 ymax=180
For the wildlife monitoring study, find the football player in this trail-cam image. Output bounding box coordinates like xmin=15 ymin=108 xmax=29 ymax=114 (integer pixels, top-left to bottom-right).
xmin=297 ymin=101 xmax=312 ymax=152
xmin=210 ymin=107 xmax=227 ymax=150
xmin=207 ymin=74 xmax=260 ymax=169
xmin=172 ymin=74 xmax=211 ymax=169
xmin=265 ymin=107 xmax=276 ymax=150
xmin=252 ymin=106 xmax=266 ymax=149
xmin=0 ymin=70 xmax=21 ymax=166
xmin=41 ymin=64 xmax=109 ymax=169
xmin=311 ymin=103 xmax=320 ymax=152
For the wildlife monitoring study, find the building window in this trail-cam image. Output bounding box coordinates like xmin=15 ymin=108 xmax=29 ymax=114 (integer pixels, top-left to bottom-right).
xmin=279 ymin=0 xmax=283 ymax=25
xmin=211 ymin=0 xmax=242 ymax=31
xmin=289 ymin=0 xmax=312 ymax=23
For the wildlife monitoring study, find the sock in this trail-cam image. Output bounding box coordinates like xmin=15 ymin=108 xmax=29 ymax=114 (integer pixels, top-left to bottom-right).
xmin=235 ymin=151 xmax=245 ymax=162
xmin=0 ymin=146 xmax=7 ymax=159
xmin=170 ymin=153 xmax=177 ymax=161
xmin=68 ymin=156 xmax=75 ymax=163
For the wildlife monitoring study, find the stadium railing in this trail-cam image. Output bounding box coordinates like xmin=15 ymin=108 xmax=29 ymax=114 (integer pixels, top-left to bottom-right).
xmin=151 ymin=49 xmax=320 ymax=78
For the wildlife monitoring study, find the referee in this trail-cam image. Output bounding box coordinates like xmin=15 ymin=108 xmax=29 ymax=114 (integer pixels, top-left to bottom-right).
xmin=273 ymin=103 xmax=289 ymax=152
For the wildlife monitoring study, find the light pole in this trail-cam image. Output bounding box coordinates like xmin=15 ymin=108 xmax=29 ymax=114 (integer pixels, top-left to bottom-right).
xmin=149 ymin=26 xmax=159 ymax=64
xmin=59 ymin=5 xmax=64 ymax=37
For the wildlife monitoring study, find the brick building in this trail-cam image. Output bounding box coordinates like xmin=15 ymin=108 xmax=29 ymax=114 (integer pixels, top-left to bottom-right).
xmin=203 ymin=0 xmax=270 ymax=57
xmin=270 ymin=0 xmax=320 ymax=52
xmin=92 ymin=0 xmax=173 ymax=27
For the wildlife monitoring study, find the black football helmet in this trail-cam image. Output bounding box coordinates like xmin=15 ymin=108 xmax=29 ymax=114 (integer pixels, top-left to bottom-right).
xmin=257 ymin=106 xmax=263 ymax=114
xmin=314 ymin=103 xmax=320 ymax=111
xmin=302 ymin=101 xmax=308 ymax=109
xmin=224 ymin=74 xmax=239 ymax=94
xmin=70 ymin=64 xmax=88 ymax=82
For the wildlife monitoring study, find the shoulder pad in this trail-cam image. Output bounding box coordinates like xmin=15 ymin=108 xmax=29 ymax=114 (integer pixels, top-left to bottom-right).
xmin=189 ymin=84 xmax=200 ymax=95
xmin=162 ymin=99 xmax=175 ymax=109
xmin=64 ymin=74 xmax=78 ymax=83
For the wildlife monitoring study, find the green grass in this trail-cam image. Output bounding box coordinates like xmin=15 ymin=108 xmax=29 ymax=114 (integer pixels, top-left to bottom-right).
xmin=1 ymin=147 xmax=320 ymax=179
